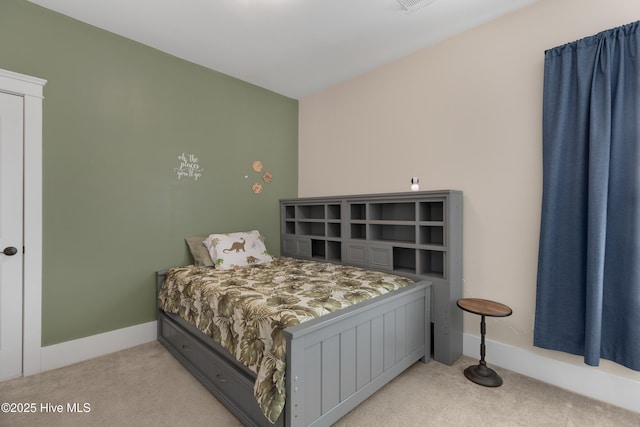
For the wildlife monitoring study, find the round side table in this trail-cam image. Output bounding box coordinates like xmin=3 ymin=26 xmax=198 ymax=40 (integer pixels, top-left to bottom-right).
xmin=457 ymin=298 xmax=512 ymax=387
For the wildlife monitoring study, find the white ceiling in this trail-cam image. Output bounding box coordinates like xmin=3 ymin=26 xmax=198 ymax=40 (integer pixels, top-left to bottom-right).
xmin=27 ymin=0 xmax=537 ymax=99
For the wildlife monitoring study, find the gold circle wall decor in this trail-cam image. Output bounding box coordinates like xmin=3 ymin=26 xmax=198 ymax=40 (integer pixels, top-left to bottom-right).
xmin=252 ymin=182 xmax=263 ymax=194
xmin=249 ymin=160 xmax=273 ymax=194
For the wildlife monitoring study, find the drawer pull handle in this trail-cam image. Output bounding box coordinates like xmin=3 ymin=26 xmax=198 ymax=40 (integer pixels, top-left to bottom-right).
xmin=216 ymin=374 xmax=227 ymax=383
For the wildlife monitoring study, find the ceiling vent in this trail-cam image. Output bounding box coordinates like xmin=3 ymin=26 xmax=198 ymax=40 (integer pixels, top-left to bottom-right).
xmin=397 ymin=0 xmax=438 ymax=13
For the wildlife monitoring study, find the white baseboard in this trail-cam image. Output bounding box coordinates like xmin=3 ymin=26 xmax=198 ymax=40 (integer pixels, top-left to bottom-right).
xmin=463 ymin=333 xmax=640 ymax=414
xmin=39 ymin=321 xmax=157 ymax=372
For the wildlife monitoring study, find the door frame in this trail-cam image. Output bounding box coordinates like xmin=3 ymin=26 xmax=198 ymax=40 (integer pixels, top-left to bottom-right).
xmin=0 ymin=69 xmax=46 ymax=376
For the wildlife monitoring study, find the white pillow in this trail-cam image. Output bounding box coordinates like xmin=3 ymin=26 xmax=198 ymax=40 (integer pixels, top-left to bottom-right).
xmin=203 ymin=230 xmax=272 ymax=270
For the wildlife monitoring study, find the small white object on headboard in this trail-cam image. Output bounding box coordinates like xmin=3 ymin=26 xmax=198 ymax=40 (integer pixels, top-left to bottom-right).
xmin=174 ymin=153 xmax=204 ymax=180
xmin=410 ymin=177 xmax=420 ymax=191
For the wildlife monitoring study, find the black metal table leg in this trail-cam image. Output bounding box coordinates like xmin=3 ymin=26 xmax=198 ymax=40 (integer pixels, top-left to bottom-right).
xmin=463 ymin=314 xmax=503 ymax=387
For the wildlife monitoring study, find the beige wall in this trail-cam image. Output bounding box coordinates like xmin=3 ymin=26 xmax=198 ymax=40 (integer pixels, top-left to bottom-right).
xmin=299 ymin=0 xmax=640 ymax=381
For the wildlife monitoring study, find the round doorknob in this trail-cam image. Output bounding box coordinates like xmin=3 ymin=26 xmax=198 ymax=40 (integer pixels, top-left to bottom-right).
xmin=2 ymin=247 xmax=18 ymax=256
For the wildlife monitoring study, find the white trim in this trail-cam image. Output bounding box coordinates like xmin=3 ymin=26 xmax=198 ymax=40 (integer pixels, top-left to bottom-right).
xmin=22 ymin=92 xmax=44 ymax=376
xmin=463 ymin=333 xmax=640 ymax=414
xmin=0 ymin=69 xmax=46 ymax=376
xmin=40 ymin=321 xmax=157 ymax=372
xmin=0 ymin=69 xmax=46 ymax=98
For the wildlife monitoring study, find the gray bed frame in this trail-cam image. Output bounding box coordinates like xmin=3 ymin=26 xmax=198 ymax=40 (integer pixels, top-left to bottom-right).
xmin=157 ymin=272 xmax=431 ymax=427
xmin=156 ymin=189 xmax=462 ymax=426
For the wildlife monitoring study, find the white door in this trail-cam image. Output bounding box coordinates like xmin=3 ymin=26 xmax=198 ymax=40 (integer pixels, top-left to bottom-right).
xmin=0 ymin=91 xmax=24 ymax=381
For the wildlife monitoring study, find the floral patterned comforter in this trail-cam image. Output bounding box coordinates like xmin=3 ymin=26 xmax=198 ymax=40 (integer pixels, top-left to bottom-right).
xmin=158 ymin=256 xmax=413 ymax=423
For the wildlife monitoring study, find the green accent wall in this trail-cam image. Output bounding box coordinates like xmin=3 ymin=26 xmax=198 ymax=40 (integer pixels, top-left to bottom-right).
xmin=0 ymin=0 xmax=298 ymax=346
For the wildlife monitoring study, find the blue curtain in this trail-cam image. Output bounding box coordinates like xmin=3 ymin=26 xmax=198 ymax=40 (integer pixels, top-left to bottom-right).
xmin=535 ymin=21 xmax=640 ymax=371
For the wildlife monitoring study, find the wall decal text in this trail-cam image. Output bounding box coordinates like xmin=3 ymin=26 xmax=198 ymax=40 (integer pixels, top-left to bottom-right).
xmin=175 ymin=153 xmax=204 ymax=180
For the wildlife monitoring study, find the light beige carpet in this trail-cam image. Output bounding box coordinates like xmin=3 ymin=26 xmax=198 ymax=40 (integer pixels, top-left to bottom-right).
xmin=0 ymin=341 xmax=638 ymax=426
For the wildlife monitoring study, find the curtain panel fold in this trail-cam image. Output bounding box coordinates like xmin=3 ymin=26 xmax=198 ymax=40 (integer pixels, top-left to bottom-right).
xmin=535 ymin=21 xmax=640 ymax=371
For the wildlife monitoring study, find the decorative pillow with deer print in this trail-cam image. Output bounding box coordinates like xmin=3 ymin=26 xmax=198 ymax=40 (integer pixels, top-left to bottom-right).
xmin=204 ymin=230 xmax=273 ymax=270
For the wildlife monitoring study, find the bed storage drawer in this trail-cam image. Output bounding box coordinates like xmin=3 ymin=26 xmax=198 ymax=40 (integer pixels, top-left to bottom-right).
xmin=180 ymin=334 xmax=239 ymax=399
xmin=159 ymin=315 xmax=239 ymax=402
xmin=158 ymin=312 xmax=283 ymax=427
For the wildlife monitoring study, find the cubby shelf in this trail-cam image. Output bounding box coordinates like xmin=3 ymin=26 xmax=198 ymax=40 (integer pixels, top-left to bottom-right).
xmin=281 ymin=191 xmax=461 ymax=281
xmin=280 ymin=190 xmax=463 ymax=365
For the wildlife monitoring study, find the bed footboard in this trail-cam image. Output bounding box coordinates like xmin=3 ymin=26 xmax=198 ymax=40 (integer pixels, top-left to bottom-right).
xmin=158 ymin=270 xmax=430 ymax=427
xmin=284 ymin=281 xmax=430 ymax=427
